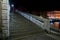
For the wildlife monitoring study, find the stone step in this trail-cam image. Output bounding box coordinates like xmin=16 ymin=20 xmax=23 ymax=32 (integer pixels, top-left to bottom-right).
xmin=10 ymin=31 xmax=43 ymax=39
xmin=46 ymin=34 xmax=60 ymax=40
xmin=50 ymin=28 xmax=60 ymax=33
xmin=10 ymin=27 xmax=42 ymax=31
xmin=11 ymin=34 xmax=38 ymax=40
xmin=10 ymin=28 xmax=43 ymax=34
xmin=10 ymin=26 xmax=43 ymax=31
xmin=11 ymin=33 xmax=56 ymax=40
xmin=10 ymin=13 xmax=47 ymax=40
xmin=10 ymin=28 xmax=27 ymax=31
xmin=50 ymin=30 xmax=60 ymax=36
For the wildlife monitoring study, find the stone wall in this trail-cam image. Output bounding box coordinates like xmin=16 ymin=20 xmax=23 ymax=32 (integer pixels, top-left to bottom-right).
xmin=2 ymin=0 xmax=10 ymax=37
xmin=0 ymin=0 xmax=2 ymax=29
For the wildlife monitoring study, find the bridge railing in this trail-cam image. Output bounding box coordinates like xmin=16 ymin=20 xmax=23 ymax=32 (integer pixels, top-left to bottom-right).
xmin=16 ymin=10 xmax=50 ymax=32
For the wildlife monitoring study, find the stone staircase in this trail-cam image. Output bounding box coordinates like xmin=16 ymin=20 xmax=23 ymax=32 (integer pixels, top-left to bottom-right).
xmin=9 ymin=13 xmax=56 ymax=40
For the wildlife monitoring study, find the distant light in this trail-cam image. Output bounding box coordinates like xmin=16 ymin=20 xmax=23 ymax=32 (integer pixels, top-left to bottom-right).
xmin=11 ymin=4 xmax=14 ymax=7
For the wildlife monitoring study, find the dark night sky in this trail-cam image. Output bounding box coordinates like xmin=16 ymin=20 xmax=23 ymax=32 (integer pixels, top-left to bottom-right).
xmin=10 ymin=0 xmax=60 ymax=11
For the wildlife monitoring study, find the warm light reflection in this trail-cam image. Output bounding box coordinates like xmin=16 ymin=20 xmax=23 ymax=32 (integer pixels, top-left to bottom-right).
xmin=47 ymin=11 xmax=60 ymax=19
xmin=47 ymin=11 xmax=60 ymax=29
xmin=54 ymin=11 xmax=60 ymax=19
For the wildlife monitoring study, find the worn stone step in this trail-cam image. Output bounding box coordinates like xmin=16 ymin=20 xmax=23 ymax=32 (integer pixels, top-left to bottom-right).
xmin=11 ymin=33 xmax=56 ymax=40
xmin=11 ymin=31 xmax=44 ymax=39
xmin=10 ymin=13 xmax=48 ymax=40
xmin=10 ymin=30 xmax=43 ymax=34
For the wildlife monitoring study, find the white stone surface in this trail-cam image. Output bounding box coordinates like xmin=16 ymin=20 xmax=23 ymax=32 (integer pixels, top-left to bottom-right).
xmin=2 ymin=30 xmax=9 ymax=36
xmin=2 ymin=23 xmax=8 ymax=27
xmin=2 ymin=15 xmax=8 ymax=19
xmin=2 ymin=20 xmax=8 ymax=23
xmin=2 ymin=13 xmax=7 ymax=16
xmin=2 ymin=3 xmax=7 ymax=9
xmin=2 ymin=0 xmax=10 ymax=37
xmin=2 ymin=26 xmax=8 ymax=30
xmin=2 ymin=10 xmax=8 ymax=13
xmin=2 ymin=12 xmax=8 ymax=19
xmin=2 ymin=0 xmax=8 ymax=4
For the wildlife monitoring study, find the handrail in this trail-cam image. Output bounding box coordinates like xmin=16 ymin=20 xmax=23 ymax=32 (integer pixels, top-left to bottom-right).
xmin=16 ymin=10 xmax=46 ymax=23
xmin=16 ymin=10 xmax=50 ymax=32
xmin=16 ymin=10 xmax=60 ymax=35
